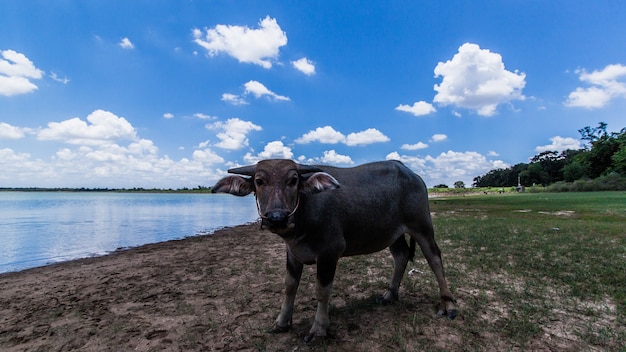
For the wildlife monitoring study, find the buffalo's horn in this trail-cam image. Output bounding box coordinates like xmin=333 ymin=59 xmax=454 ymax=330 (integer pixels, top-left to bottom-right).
xmin=296 ymin=164 xmax=323 ymax=174
xmin=228 ymin=165 xmax=256 ymax=176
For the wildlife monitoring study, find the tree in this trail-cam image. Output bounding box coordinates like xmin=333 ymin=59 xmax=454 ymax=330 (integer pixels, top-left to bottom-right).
xmin=472 ymin=168 xmax=509 ymax=187
xmin=472 ymin=123 xmax=625 ymax=188
xmin=612 ymin=147 xmax=626 ymax=175
xmin=579 ymin=122 xmax=608 ymax=144
xmin=472 ymin=164 xmax=528 ymax=187
xmin=563 ymin=161 xmax=587 ymax=182
xmin=610 ymin=127 xmax=626 ymax=174
xmin=454 ymin=181 xmax=465 ymax=189
xmin=510 ymin=163 xmax=529 ymax=185
xmin=520 ymin=163 xmax=549 ymax=186
xmin=576 ymin=123 xmax=624 ymax=178
xmin=530 ymin=151 xmax=566 ymax=182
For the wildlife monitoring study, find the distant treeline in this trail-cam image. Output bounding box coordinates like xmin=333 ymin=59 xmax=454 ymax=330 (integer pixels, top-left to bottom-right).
xmin=473 ymin=122 xmax=626 ymax=191
xmin=0 ymin=186 xmax=214 ymax=193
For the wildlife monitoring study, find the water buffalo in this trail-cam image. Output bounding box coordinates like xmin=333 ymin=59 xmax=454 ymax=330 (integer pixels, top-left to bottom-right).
xmin=212 ymin=159 xmax=457 ymax=342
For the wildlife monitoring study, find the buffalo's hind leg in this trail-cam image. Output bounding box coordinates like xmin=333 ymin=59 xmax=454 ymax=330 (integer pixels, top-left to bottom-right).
xmin=380 ymin=235 xmax=412 ymax=304
xmin=410 ymin=226 xmax=458 ymax=319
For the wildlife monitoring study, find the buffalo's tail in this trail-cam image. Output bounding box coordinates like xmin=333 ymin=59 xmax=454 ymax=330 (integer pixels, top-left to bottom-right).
xmin=408 ymin=237 xmax=416 ymax=262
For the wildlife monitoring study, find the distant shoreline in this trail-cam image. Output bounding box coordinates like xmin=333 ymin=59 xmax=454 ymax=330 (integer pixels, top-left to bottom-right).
xmin=0 ymin=187 xmax=214 ymax=194
xmin=0 ymin=186 xmax=515 ymax=195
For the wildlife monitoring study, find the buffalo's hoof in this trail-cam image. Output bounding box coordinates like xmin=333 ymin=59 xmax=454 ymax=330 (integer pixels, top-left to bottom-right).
xmin=376 ymin=296 xmax=395 ymax=305
xmin=303 ymin=333 xmax=316 ymax=344
xmin=268 ymin=323 xmax=290 ymax=333
xmin=436 ymin=309 xmax=458 ymax=320
xmin=304 ymin=323 xmax=330 ymax=344
xmin=376 ymin=290 xmax=398 ymax=305
xmin=304 ymin=330 xmax=332 ymax=344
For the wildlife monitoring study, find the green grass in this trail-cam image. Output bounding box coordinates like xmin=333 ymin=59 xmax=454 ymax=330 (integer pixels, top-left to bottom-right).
xmin=428 ymin=186 xmax=518 ymax=195
xmin=430 ymin=191 xmax=626 ymax=349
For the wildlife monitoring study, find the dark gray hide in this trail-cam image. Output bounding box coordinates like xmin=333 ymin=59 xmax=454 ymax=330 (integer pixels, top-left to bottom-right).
xmin=212 ymin=159 xmax=457 ymax=343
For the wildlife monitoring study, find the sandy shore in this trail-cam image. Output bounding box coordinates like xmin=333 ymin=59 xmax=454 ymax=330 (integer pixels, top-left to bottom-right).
xmin=0 ymin=222 xmax=464 ymax=351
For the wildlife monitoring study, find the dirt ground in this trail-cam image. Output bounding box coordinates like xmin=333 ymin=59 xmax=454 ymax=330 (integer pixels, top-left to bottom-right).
xmin=0 ymin=222 xmax=587 ymax=351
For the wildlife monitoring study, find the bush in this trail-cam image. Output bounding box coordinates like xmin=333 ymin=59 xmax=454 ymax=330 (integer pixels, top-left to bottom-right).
xmin=592 ymin=172 xmax=626 ymax=191
xmin=545 ymin=173 xmax=626 ymax=192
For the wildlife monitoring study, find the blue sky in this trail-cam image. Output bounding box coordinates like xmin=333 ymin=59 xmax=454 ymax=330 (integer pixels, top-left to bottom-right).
xmin=1 ymin=1 xmax=625 ymax=188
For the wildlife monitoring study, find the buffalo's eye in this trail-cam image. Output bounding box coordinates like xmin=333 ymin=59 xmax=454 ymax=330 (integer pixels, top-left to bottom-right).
xmin=288 ymin=175 xmax=299 ymax=187
xmin=255 ymin=178 xmax=264 ymax=187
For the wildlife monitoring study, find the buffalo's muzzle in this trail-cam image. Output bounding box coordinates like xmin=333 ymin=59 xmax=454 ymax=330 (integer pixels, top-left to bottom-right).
xmin=265 ymin=211 xmax=290 ymax=227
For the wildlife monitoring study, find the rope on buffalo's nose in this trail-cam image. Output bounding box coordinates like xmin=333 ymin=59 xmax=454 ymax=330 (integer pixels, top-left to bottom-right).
xmin=255 ymin=196 xmax=300 ymax=223
xmin=287 ymin=197 xmax=300 ymax=217
xmin=255 ymin=196 xmax=266 ymax=220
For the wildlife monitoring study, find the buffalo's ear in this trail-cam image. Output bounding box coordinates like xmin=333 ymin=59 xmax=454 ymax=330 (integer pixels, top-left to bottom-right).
xmin=301 ymin=172 xmax=340 ymax=193
xmin=212 ymin=176 xmax=254 ymax=196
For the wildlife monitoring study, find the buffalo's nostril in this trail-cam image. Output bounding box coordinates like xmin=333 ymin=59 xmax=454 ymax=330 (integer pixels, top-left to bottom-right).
xmin=266 ymin=211 xmax=289 ymax=225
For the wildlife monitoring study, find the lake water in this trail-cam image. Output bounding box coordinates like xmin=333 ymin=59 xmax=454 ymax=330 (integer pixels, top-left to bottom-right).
xmin=0 ymin=192 xmax=258 ymax=273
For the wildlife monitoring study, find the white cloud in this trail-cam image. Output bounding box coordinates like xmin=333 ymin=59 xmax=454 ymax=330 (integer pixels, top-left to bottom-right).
xmin=259 ymin=141 xmax=293 ymax=159
xmin=0 ymin=50 xmax=44 ymax=96
xmin=207 ymin=117 xmax=262 ymax=150
xmin=243 ymin=141 xmax=293 ymax=163
xmin=0 ymin=148 xmax=53 ymax=182
xmin=295 ymin=126 xmax=346 ymax=144
xmin=564 ymin=64 xmax=626 ymax=109
xmin=433 ymin=42 xmax=526 ymax=116
xmin=319 ymin=150 xmax=354 ymax=165
xmin=395 ymin=101 xmax=436 ymax=116
xmin=0 ymin=111 xmax=232 ymax=188
xmin=401 ymin=142 xmax=429 ymax=150
xmin=345 ymin=128 xmax=390 ymax=146
xmin=50 ymin=72 xmax=70 ymax=84
xmin=0 ymin=122 xmax=27 ymax=139
xmin=1 ymin=140 xmax=183 ymax=188
xmin=387 ymin=150 xmax=508 ymax=187
xmin=488 ymin=150 xmax=499 ymax=156
xmin=385 ymin=151 xmax=427 ymax=171
xmin=193 ymin=113 xmax=217 ymax=120
xmin=535 ymin=136 xmax=582 ymax=153
xmin=244 ymin=80 xmax=290 ymax=101
xmin=163 ymin=113 xmax=174 ymax=119
xmin=192 ymin=148 xmax=225 ymax=164
xmin=430 ymin=134 xmax=448 ymax=143
xmin=37 ymin=109 xmax=138 ymax=145
xmin=193 ymin=16 xmax=287 ymax=69
xmin=119 ymin=37 xmax=134 ymax=49
xmin=221 ymin=93 xmax=248 ymax=106
xmin=299 ymin=150 xmax=354 ymax=165
xmin=292 ymin=57 xmax=316 ymax=75
xmin=426 ymin=150 xmax=508 ymax=184
xmin=565 ymin=87 xmax=611 ymax=109
xmin=1 ymin=139 xmax=226 ymax=188
xmin=295 ymin=126 xmax=389 ymax=146
xmin=222 ymin=80 xmax=290 ymax=105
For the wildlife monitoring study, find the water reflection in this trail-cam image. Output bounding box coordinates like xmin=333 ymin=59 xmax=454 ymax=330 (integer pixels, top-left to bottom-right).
xmin=0 ymin=192 xmax=258 ymax=273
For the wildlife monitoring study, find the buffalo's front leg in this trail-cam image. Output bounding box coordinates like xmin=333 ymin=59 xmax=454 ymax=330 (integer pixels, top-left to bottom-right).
xmin=272 ymin=247 xmax=303 ymax=332
xmin=304 ymin=254 xmax=338 ymax=343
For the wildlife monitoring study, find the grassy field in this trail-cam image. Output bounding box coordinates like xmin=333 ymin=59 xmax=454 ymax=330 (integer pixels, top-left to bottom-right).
xmin=421 ymin=191 xmax=625 ymax=350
